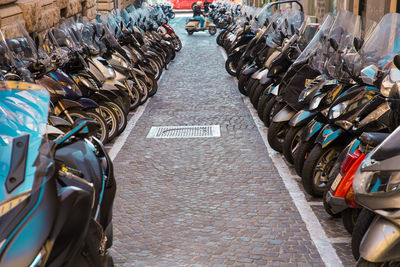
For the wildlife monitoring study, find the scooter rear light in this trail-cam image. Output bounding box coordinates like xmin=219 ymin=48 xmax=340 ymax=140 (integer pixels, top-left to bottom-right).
xmin=339 ymin=150 xmax=361 ymax=176
xmin=345 ymin=186 xmax=358 ymax=208
xmin=334 ymin=153 xmax=365 ymax=198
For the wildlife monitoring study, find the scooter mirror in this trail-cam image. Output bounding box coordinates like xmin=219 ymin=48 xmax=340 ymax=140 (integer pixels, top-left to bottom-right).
xmin=290 ymin=24 xmax=295 ymax=35
xmin=272 ymin=22 xmax=277 ymax=30
xmin=329 ymin=38 xmax=339 ymax=51
xmin=249 ymin=15 xmax=253 ymax=20
xmin=255 ymin=16 xmax=258 ymax=21
xmin=264 ymin=18 xmax=270 ymax=27
xmin=394 ymin=54 xmax=400 ymax=70
xmin=284 ymin=19 xmax=288 ymax=29
xmin=353 ymin=37 xmax=363 ymax=52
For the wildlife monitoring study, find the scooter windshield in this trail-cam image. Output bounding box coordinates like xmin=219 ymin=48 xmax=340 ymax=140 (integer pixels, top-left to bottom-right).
xmin=352 ymin=13 xmax=400 ymax=75
xmin=324 ymin=9 xmax=362 ymax=79
xmin=293 ymin=13 xmax=335 ymax=71
xmin=0 ymin=81 xmax=51 ymax=214
xmin=265 ymin=8 xmax=304 ymax=48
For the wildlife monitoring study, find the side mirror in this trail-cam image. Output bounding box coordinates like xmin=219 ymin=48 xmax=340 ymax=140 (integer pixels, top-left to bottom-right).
xmin=329 ymin=38 xmax=339 ymax=51
xmin=254 ymin=16 xmax=258 ymax=21
xmin=353 ymin=37 xmax=363 ymax=52
xmin=360 ymin=65 xmax=379 ymax=85
xmin=394 ymin=54 xmax=400 ymax=70
xmin=272 ymin=22 xmax=277 ymax=30
xmin=249 ymin=15 xmax=253 ymax=20
xmin=284 ymin=19 xmax=288 ymax=29
xmin=290 ymin=24 xmax=295 ymax=35
xmin=115 ymin=27 xmax=118 ymax=35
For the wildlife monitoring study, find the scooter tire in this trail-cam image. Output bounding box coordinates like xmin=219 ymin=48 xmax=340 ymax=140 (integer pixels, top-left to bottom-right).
xmin=209 ymin=26 xmax=217 ymax=36
xmin=302 ymin=144 xmax=342 ymax=197
xmin=225 ymin=56 xmax=237 ymax=76
xmin=250 ymin=82 xmax=268 ymax=108
xmin=106 ymin=101 xmax=127 ymax=135
xmin=342 ymin=208 xmax=361 ymax=235
xmin=97 ymin=104 xmax=119 ymax=142
xmin=257 ymin=93 xmax=272 ymax=119
xmin=246 ymin=78 xmax=258 ymax=99
xmin=238 ymin=72 xmax=250 ymax=95
xmin=322 ymin=163 xmax=342 ymax=218
xmin=352 ymin=208 xmax=376 ymax=260
xmin=282 ymin=126 xmax=304 ymax=164
xmin=268 ymin=121 xmax=290 ymax=153
xmin=294 ymin=140 xmax=312 ymax=176
xmin=262 ymin=97 xmax=284 ymax=128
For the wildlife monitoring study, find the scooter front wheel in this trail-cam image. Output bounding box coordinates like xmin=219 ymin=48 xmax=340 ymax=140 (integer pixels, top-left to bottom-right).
xmin=209 ymin=26 xmax=217 ymax=36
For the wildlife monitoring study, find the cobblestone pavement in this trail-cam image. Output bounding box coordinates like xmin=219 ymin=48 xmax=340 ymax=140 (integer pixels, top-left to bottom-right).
xmin=110 ymin=17 xmax=354 ymax=266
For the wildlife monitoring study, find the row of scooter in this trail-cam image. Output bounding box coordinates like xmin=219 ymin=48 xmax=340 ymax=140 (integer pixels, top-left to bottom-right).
xmin=218 ymin=1 xmax=400 ymax=265
xmin=0 ymin=3 xmax=180 ymax=267
xmin=208 ymin=2 xmax=241 ymax=29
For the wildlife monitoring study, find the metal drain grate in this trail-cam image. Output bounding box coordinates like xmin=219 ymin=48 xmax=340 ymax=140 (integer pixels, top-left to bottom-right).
xmin=147 ymin=125 xmax=221 ymax=138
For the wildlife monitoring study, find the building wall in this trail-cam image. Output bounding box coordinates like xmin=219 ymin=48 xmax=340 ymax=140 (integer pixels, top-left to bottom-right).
xmin=256 ymin=0 xmax=399 ymax=24
xmin=0 ymin=0 xmax=136 ymax=38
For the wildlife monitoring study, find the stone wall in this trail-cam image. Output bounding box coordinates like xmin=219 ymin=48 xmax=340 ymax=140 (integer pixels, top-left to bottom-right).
xmin=0 ymin=0 xmax=136 ymax=38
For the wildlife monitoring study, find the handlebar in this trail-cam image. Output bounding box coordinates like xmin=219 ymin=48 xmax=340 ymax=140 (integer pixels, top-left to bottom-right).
xmin=265 ymin=0 xmax=304 ymax=13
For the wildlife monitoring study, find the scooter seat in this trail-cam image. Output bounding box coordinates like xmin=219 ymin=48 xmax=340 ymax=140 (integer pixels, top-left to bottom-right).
xmin=188 ymin=18 xmax=200 ymax=22
xmin=359 ymin=132 xmax=389 ymax=147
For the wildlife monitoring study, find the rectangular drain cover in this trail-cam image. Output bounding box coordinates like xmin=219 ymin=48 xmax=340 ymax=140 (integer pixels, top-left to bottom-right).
xmin=147 ymin=125 xmax=220 ymax=138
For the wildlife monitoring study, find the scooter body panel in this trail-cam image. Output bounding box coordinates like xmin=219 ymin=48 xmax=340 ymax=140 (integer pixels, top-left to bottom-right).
xmin=289 ymin=110 xmax=317 ymax=127
xmin=315 ymin=124 xmax=344 ymax=149
xmin=301 ymin=119 xmax=324 ymax=142
xmin=360 ymin=216 xmax=400 ymax=263
xmin=272 ymin=105 xmax=296 ymax=123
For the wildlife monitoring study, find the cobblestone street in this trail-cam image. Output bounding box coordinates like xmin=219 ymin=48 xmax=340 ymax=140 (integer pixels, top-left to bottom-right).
xmin=110 ymin=17 xmax=354 ymax=266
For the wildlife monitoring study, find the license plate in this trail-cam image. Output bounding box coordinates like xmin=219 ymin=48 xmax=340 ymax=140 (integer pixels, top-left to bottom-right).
xmin=331 ymin=174 xmax=343 ymax=192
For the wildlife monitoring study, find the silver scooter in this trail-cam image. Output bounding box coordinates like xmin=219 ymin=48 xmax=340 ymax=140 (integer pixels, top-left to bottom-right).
xmin=353 ymin=55 xmax=400 ymax=266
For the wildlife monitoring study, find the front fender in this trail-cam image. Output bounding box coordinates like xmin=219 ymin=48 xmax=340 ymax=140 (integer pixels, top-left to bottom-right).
xmin=251 ymin=67 xmax=268 ymax=80
xmin=315 ymin=124 xmax=344 ymax=149
xmin=228 ymin=44 xmax=247 ymax=58
xmin=242 ymin=66 xmax=258 ymax=75
xmin=260 ymin=76 xmax=272 ymax=85
xmin=272 ymin=105 xmax=296 ymax=123
xmin=301 ymin=119 xmax=324 ymax=142
xmin=289 ymin=110 xmax=317 ymax=127
xmin=132 ymin=67 xmax=146 ymax=77
xmin=360 ymin=216 xmax=400 ymax=263
xmin=55 ymin=99 xmax=84 ymax=116
xmin=90 ymin=92 xmax=111 ymax=104
xmin=79 ymin=98 xmax=99 ymax=109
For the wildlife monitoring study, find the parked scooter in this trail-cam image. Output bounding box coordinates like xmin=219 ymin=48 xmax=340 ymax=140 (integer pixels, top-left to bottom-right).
xmin=185 ymin=14 xmax=217 ymax=35
xmin=0 ymin=80 xmax=116 ymax=266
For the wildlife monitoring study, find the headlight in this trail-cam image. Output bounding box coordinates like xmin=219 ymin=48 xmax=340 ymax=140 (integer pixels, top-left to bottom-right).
xmin=380 ymin=74 xmax=394 ymax=97
xmin=354 ymin=169 xmax=400 ymax=194
xmin=309 ymin=93 xmax=326 ymax=110
xmin=329 ymin=101 xmax=348 ymax=120
xmin=335 ymin=120 xmax=352 ymax=130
